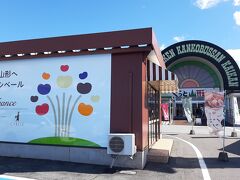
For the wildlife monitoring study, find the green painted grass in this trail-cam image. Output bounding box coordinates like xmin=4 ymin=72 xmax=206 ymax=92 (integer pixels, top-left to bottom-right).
xmin=28 ymin=137 xmax=100 ymax=147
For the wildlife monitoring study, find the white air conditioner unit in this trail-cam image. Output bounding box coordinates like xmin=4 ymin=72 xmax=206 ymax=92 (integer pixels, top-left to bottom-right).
xmin=107 ymin=133 xmax=137 ymax=156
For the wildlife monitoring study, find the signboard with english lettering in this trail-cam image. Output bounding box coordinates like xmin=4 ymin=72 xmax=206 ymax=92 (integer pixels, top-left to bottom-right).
xmin=162 ymin=40 xmax=240 ymax=90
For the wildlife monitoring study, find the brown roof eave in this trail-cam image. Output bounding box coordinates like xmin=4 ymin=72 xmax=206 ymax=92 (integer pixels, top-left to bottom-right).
xmin=0 ymin=28 xmax=165 ymax=68
xmin=0 ymin=28 xmax=153 ymax=55
xmin=0 ymin=46 xmax=152 ymax=61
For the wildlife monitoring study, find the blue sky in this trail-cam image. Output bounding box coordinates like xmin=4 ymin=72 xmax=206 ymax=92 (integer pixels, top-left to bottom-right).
xmin=0 ymin=0 xmax=239 ymax=61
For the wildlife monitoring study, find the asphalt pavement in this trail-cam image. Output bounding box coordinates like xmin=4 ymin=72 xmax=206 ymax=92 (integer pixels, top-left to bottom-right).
xmin=0 ymin=124 xmax=239 ymax=180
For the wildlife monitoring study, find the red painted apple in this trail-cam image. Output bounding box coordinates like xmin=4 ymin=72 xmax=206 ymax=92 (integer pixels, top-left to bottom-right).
xmin=36 ymin=103 xmax=49 ymax=115
xmin=60 ymin=65 xmax=69 ymax=72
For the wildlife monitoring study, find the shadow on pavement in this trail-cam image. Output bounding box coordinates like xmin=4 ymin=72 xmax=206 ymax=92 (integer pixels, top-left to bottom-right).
xmin=144 ymin=156 xmax=240 ymax=173
xmin=144 ymin=162 xmax=176 ymax=173
xmin=0 ymin=156 xmax=126 ymax=175
xmin=219 ymin=139 xmax=240 ymax=156
xmin=1 ymin=155 xmax=240 ymax=176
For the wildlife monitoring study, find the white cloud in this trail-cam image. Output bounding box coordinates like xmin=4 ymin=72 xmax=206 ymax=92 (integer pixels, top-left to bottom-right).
xmin=227 ymin=49 xmax=240 ymax=67
xmin=195 ymin=0 xmax=221 ymax=9
xmin=173 ymin=36 xmax=185 ymax=42
xmin=160 ymin=44 xmax=166 ymax=50
xmin=195 ymin=0 xmax=239 ymax=9
xmin=234 ymin=0 xmax=240 ymax=6
xmin=233 ymin=11 xmax=240 ymax=25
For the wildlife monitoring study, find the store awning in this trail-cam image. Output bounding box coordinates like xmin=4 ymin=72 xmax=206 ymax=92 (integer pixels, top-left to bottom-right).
xmin=147 ymin=60 xmax=179 ymax=93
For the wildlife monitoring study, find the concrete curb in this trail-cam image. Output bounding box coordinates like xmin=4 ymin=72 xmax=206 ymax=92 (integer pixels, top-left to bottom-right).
xmin=147 ymin=139 xmax=173 ymax=163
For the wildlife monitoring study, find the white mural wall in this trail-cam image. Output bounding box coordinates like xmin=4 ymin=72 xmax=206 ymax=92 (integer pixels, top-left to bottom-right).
xmin=0 ymin=54 xmax=111 ymax=147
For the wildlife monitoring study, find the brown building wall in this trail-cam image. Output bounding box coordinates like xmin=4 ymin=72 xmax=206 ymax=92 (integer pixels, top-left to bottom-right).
xmin=141 ymin=59 xmax=149 ymax=150
xmin=110 ymin=52 xmax=149 ymax=151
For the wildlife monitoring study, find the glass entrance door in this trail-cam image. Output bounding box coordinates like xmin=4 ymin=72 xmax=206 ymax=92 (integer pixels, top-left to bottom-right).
xmin=147 ymin=84 xmax=160 ymax=147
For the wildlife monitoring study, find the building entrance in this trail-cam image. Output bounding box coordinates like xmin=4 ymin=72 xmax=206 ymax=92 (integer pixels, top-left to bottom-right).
xmin=147 ymin=84 xmax=160 ymax=147
xmin=175 ymin=102 xmax=207 ymax=125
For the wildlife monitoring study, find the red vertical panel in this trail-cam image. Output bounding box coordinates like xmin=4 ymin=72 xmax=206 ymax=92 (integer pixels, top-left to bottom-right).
xmin=142 ymin=60 xmax=149 ymax=149
xmin=111 ymin=53 xmax=145 ymax=150
xmin=159 ymin=95 xmax=162 ymax=133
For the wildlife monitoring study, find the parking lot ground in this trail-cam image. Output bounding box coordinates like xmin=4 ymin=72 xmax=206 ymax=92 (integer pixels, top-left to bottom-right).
xmin=0 ymin=125 xmax=239 ymax=180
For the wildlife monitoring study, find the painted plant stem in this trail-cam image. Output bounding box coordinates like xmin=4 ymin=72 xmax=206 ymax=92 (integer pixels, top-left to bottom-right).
xmin=47 ymin=96 xmax=57 ymax=136
xmin=64 ymin=95 xmax=72 ymax=137
xmin=56 ymin=95 xmax=61 ymax=137
xmin=62 ymin=93 xmax=65 ymax=137
xmin=67 ymin=95 xmax=81 ymax=137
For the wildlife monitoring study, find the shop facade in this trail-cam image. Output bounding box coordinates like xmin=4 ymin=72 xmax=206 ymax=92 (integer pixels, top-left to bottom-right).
xmin=162 ymin=40 xmax=240 ymax=125
xmin=0 ymin=28 xmax=178 ymax=169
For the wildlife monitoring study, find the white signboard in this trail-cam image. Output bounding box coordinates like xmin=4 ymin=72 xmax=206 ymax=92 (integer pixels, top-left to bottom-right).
xmin=182 ymin=97 xmax=193 ymax=123
xmin=0 ymin=54 xmax=111 ymax=147
xmin=174 ymin=88 xmax=219 ymax=102
xmin=233 ymin=97 xmax=240 ymax=125
xmin=204 ymin=91 xmax=224 ymax=134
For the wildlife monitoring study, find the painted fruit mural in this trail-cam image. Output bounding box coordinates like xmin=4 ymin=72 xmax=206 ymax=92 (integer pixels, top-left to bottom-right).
xmin=29 ymin=65 xmax=100 ymax=147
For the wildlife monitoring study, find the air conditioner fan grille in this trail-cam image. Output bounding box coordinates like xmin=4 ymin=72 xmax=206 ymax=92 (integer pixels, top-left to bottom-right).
xmin=109 ymin=136 xmax=124 ymax=153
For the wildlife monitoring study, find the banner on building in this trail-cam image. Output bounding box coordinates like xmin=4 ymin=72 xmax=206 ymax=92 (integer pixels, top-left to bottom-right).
xmin=161 ymin=103 xmax=169 ymax=121
xmin=233 ymin=97 xmax=240 ymax=125
xmin=204 ymin=91 xmax=224 ymax=134
xmin=0 ymin=54 xmax=111 ymax=147
xmin=182 ymin=97 xmax=193 ymax=123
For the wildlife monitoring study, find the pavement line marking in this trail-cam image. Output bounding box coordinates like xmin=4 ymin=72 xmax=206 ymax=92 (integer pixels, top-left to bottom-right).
xmin=166 ymin=135 xmax=211 ymax=180
xmin=0 ymin=174 xmax=35 ymax=180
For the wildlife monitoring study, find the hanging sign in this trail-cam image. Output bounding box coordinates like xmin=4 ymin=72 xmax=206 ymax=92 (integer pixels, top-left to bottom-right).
xmin=204 ymin=91 xmax=224 ymax=134
xmin=233 ymin=97 xmax=240 ymax=125
xmin=161 ymin=103 xmax=169 ymax=121
xmin=182 ymin=97 xmax=193 ymax=123
xmin=173 ymin=88 xmax=219 ymax=100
